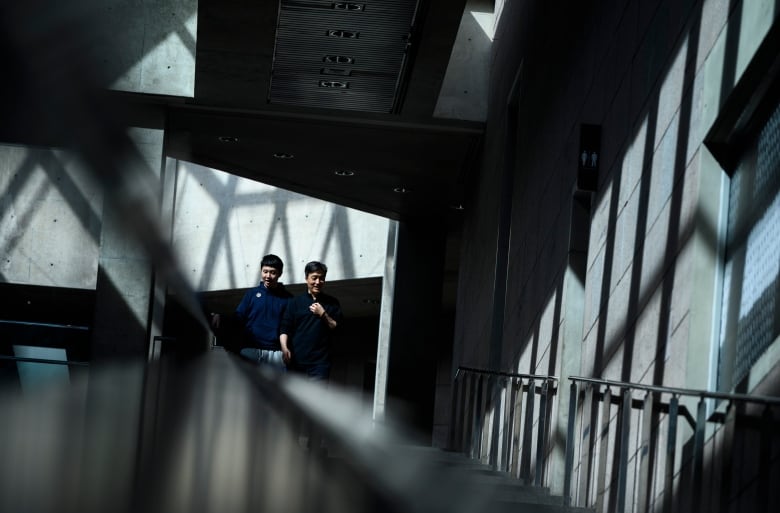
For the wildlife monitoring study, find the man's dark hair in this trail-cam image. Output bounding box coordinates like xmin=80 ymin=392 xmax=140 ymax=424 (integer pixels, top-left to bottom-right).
xmin=304 ymin=260 xmax=328 ymax=277
xmin=261 ymin=254 xmax=284 ymax=272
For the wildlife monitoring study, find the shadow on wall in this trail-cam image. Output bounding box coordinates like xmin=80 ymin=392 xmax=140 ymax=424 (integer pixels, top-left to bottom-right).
xmin=176 ymin=163 xmax=375 ymax=292
xmin=0 ymin=1 xmax=207 ymax=353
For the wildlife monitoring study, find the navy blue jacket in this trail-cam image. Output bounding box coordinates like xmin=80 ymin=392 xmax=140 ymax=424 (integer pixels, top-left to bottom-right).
xmin=235 ymin=283 xmax=293 ymax=350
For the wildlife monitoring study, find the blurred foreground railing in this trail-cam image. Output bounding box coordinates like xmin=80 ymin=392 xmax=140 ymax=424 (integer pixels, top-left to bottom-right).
xmin=0 ymin=348 xmax=504 ymax=513
xmin=563 ymin=376 xmax=780 ymax=513
xmin=449 ymin=366 xmax=558 ymax=485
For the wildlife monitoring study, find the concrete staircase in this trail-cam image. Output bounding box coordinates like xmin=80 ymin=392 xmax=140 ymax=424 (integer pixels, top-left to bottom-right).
xmin=412 ymin=447 xmax=593 ymax=513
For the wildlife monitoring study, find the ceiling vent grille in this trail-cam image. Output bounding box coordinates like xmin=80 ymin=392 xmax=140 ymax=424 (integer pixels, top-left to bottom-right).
xmin=269 ymin=0 xmax=420 ymax=113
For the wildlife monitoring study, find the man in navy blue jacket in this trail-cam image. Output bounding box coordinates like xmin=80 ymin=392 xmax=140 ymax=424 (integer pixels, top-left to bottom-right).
xmin=211 ymin=254 xmax=292 ymax=371
xmin=280 ymin=261 xmax=342 ymax=381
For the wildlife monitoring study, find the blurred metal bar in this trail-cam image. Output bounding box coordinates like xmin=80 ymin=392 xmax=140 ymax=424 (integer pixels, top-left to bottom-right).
xmin=0 ymin=354 xmax=89 ymax=366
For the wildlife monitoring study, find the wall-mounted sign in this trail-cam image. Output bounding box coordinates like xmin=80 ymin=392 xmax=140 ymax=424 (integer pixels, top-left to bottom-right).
xmin=578 ymin=124 xmax=601 ymax=192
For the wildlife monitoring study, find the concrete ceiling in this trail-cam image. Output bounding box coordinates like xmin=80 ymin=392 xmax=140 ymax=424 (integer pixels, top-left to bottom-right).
xmin=1 ymin=0 xmax=485 ymax=319
xmin=165 ymin=0 xmax=484 ymax=221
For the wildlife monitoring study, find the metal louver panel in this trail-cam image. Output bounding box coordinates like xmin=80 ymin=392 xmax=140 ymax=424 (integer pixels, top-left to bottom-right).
xmin=269 ymin=0 xmax=420 ymax=113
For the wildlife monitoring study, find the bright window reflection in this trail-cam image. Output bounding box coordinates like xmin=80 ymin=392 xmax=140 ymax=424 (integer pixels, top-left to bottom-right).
xmin=12 ymin=345 xmax=70 ymax=392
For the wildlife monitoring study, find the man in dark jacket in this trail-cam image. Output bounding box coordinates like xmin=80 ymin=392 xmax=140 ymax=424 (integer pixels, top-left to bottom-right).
xmin=280 ymin=261 xmax=342 ymax=381
xmin=211 ymin=254 xmax=292 ymax=371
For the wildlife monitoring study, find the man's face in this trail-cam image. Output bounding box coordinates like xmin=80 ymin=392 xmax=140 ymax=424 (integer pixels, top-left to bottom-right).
xmin=305 ymin=271 xmax=326 ymax=296
xmin=261 ymin=266 xmax=281 ymax=289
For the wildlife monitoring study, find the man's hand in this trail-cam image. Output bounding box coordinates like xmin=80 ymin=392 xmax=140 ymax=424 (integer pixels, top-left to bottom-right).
xmin=280 ymin=334 xmax=291 ymax=364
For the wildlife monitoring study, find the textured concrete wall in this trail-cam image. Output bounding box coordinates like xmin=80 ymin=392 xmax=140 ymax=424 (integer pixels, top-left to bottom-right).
xmin=98 ymin=0 xmax=198 ymax=97
xmin=0 ymin=145 xmax=102 ymax=289
xmin=458 ymin=0 xmax=779 ymax=400
xmin=434 ymin=0 xmax=493 ymax=122
xmin=172 ymin=161 xmax=390 ymax=291
xmin=453 ymin=0 xmax=779 ymax=503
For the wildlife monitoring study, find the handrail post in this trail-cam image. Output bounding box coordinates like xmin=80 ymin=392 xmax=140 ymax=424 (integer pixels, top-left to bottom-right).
xmin=663 ymin=395 xmax=678 ymax=513
xmin=510 ymin=377 xmax=524 ymax=477
xmin=448 ymin=371 xmax=462 ymax=451
xmin=462 ymin=371 xmax=475 ymax=454
xmin=717 ymin=400 xmax=736 ymax=513
xmin=470 ymin=373 xmax=484 ymax=459
xmin=636 ymin=391 xmax=655 ymax=513
xmin=519 ymin=378 xmax=536 ymax=482
xmin=563 ymin=380 xmax=578 ymax=505
xmin=615 ymin=387 xmax=632 ymax=513
xmin=534 ymin=380 xmax=549 ymax=486
xmin=757 ymin=406 xmax=772 ymax=512
xmin=578 ymin=383 xmax=595 ymax=506
xmin=477 ymin=374 xmax=493 ymax=463
xmin=500 ymin=376 xmax=514 ymax=471
xmin=488 ymin=375 xmax=502 ymax=469
xmin=691 ymin=398 xmax=706 ymax=513
xmin=595 ymin=386 xmax=611 ymax=511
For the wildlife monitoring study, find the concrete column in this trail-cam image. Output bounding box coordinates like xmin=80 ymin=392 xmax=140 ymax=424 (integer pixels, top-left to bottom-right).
xmin=372 ymin=220 xmax=399 ymax=422
xmin=384 ymin=216 xmax=448 ymax=439
xmin=90 ymin=129 xmax=164 ymax=361
xmin=548 ymin=189 xmax=590 ymax=494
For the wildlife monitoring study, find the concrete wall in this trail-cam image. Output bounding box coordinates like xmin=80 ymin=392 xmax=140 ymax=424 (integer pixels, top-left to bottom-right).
xmin=98 ymin=0 xmax=198 ymax=97
xmin=171 ymin=161 xmax=390 ymax=291
xmin=451 ymin=0 xmax=780 ymax=507
xmin=0 ymin=145 xmax=102 ymax=289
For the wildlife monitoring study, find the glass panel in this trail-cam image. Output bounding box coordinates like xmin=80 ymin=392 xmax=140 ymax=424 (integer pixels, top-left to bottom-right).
xmin=12 ymin=345 xmax=70 ymax=392
xmin=718 ymin=100 xmax=780 ymax=390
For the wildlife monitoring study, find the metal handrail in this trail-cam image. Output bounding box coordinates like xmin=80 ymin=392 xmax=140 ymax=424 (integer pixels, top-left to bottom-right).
xmin=570 ymin=375 xmax=780 ymax=406
xmin=0 ymin=354 xmax=89 ymax=367
xmin=450 ymin=366 xmax=558 ymax=484
xmin=455 ymin=365 xmax=559 ymax=382
xmin=0 ymin=319 xmax=90 ymax=331
xmin=564 ymin=375 xmax=780 ymax=513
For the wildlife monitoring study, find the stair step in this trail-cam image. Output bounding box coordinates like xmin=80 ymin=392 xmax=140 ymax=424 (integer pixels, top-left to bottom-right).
xmin=398 ymin=446 xmax=593 ymax=512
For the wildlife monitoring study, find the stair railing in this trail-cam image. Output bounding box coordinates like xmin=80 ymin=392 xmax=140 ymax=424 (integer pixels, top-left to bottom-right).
xmin=449 ymin=366 xmax=558 ymax=485
xmin=563 ymin=376 xmax=780 ymax=513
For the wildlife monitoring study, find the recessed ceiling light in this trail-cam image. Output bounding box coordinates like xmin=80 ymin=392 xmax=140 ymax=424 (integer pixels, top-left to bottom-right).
xmin=393 ymin=187 xmax=411 ymax=193
xmin=273 ymin=152 xmax=295 ymax=159
xmin=326 ymin=29 xmax=359 ymax=39
xmin=323 ymin=55 xmax=355 ymax=65
xmin=218 ymin=136 xmax=239 ymax=143
xmin=319 ymin=80 xmax=350 ymax=89
xmin=334 ymin=170 xmax=354 ymax=176
xmin=333 ymin=2 xmax=365 ymax=11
